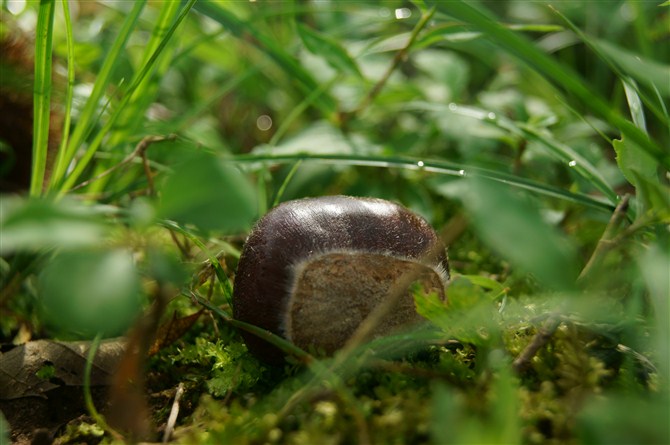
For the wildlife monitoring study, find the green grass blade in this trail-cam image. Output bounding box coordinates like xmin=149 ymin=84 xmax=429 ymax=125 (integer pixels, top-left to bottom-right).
xmin=623 ymin=79 xmax=647 ymax=132
xmin=60 ymin=0 xmax=197 ymax=193
xmin=230 ymin=152 xmax=614 ymax=213
xmin=106 ymin=0 xmax=182 ymax=148
xmin=56 ymin=1 xmax=146 ymax=189
xmin=427 ymin=1 xmax=669 ymax=170
xmin=549 ymin=6 xmax=668 ymax=128
xmin=404 ymin=101 xmax=619 ymax=204
xmin=30 ymin=0 xmax=56 ymax=196
xmin=50 ymin=0 xmax=76 ymax=191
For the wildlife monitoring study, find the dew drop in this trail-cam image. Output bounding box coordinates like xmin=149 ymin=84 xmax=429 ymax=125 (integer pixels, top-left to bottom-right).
xmin=256 ymin=115 xmax=273 ymax=131
xmin=7 ymin=0 xmax=26 ymax=14
xmin=395 ymin=7 xmax=411 ymax=19
xmin=487 ymin=112 xmax=496 ymax=120
xmin=448 ymin=103 xmax=457 ymax=111
xmin=458 ymin=169 xmax=466 ymax=176
xmin=568 ymin=160 xmax=577 ymax=167
xmin=417 ymin=161 xmax=425 ymax=168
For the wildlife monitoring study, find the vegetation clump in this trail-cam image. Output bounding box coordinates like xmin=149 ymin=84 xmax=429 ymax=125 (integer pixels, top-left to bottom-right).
xmin=0 ymin=1 xmax=668 ymax=444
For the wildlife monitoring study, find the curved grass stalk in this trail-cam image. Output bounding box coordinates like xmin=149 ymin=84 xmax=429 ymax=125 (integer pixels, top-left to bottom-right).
xmin=51 ymin=0 xmax=75 ymax=190
xmin=230 ymin=153 xmax=615 ymax=212
xmin=59 ymin=0 xmax=197 ymax=194
xmin=53 ymin=1 xmax=147 ymax=189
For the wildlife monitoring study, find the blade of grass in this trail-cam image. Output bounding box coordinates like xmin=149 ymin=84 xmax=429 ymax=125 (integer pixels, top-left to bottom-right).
xmin=550 ymin=6 xmax=668 ymax=127
xmin=30 ymin=0 xmax=56 ymax=196
xmin=404 ymin=101 xmax=619 ymax=205
xmin=52 ymin=1 xmax=147 ymax=189
xmin=191 ymin=292 xmax=313 ymax=364
xmin=269 ymin=75 xmax=341 ymax=146
xmin=106 ymin=0 xmax=182 ymax=148
xmin=272 ymin=160 xmax=302 ymax=207
xmin=230 ymin=152 xmax=615 ymax=212
xmin=51 ymin=0 xmax=75 ymax=187
xmin=60 ymin=0 xmax=197 ymax=193
xmin=623 ymin=79 xmax=647 ymax=132
xmin=427 ymin=1 xmax=669 ymax=170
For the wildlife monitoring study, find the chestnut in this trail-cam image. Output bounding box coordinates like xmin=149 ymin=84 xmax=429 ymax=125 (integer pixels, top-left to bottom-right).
xmin=232 ymin=195 xmax=449 ymax=363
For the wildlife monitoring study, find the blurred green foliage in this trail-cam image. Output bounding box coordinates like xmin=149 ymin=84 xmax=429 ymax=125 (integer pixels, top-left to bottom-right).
xmin=1 ymin=0 xmax=668 ymax=444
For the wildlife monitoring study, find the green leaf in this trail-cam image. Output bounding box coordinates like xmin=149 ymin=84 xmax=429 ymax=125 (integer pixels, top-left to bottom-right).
xmin=0 ymin=198 xmax=108 ymax=255
xmin=459 ymin=177 xmax=578 ymax=290
xmin=157 ymin=152 xmax=257 ymax=233
xmin=297 ymin=23 xmax=363 ymax=78
xmin=613 ymin=135 xmax=658 ymax=190
xmin=38 ymin=249 xmax=143 ymax=338
xmin=460 ymin=274 xmax=506 ymax=295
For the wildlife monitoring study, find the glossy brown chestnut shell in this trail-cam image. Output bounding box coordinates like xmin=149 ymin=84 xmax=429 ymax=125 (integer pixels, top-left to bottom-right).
xmin=233 ymin=195 xmax=448 ymax=363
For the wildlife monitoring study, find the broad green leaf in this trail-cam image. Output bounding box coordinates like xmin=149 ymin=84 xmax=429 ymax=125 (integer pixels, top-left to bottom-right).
xmin=613 ymin=135 xmax=658 ymax=202
xmin=297 ymin=23 xmax=363 ymax=78
xmin=459 ymin=177 xmax=578 ymax=290
xmin=0 ymin=197 xmax=108 ymax=255
xmin=39 ymin=249 xmax=143 ymax=338
xmin=460 ymin=274 xmax=505 ymax=295
xmin=157 ymin=152 xmax=257 ymax=233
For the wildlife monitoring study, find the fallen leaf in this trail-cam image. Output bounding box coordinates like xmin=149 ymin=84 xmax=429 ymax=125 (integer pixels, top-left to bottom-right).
xmin=0 ymin=339 xmax=125 ymax=400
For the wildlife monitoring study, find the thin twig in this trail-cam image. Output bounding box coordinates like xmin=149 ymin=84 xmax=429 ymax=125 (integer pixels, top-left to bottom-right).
xmin=162 ymin=382 xmax=185 ymax=444
xmin=70 ymin=134 xmax=175 ymax=191
xmin=577 ymin=194 xmax=631 ymax=283
xmin=346 ymin=7 xmax=435 ymax=121
xmin=512 ymin=314 xmax=562 ymax=374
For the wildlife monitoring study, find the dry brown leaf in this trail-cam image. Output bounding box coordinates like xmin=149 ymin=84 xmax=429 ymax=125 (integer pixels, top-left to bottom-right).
xmin=0 ymin=339 xmax=125 ymax=400
xmin=148 ymin=309 xmax=203 ymax=356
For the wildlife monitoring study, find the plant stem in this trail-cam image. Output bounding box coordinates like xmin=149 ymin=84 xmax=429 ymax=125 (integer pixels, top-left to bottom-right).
xmin=84 ymin=333 xmax=123 ymax=440
xmin=347 ymin=7 xmax=436 ymax=120
xmin=577 ymin=194 xmax=631 ymax=283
